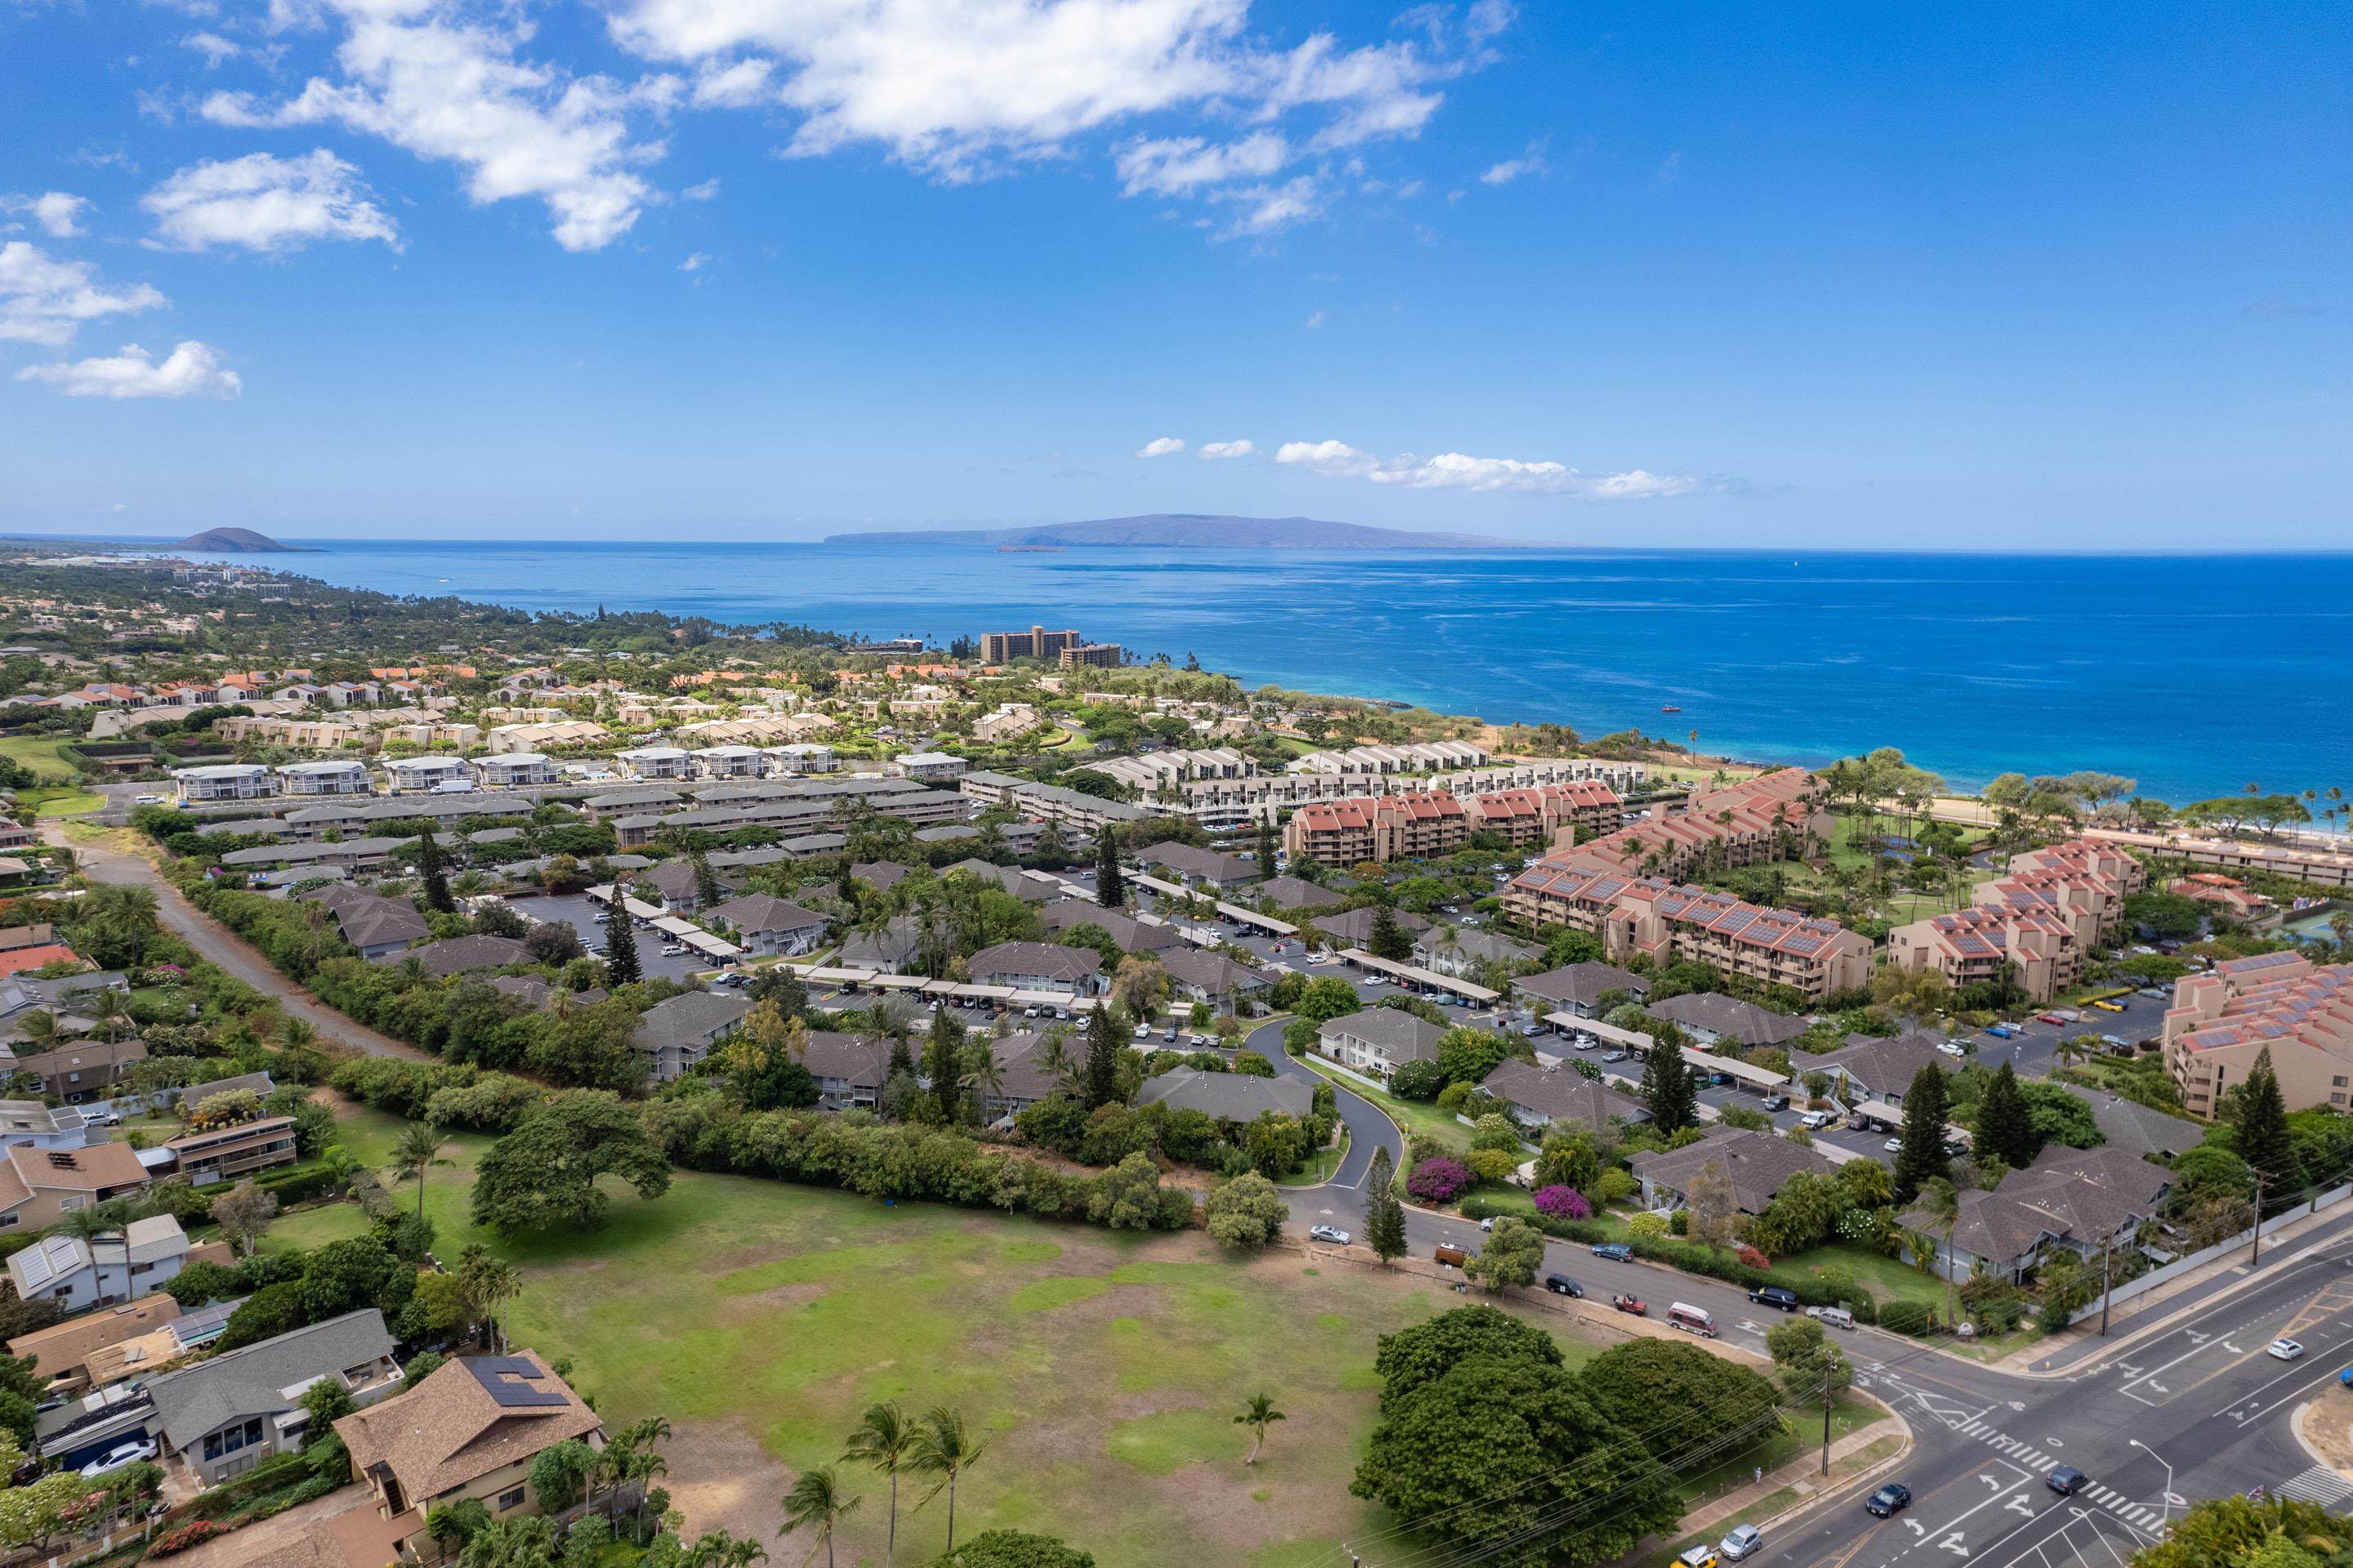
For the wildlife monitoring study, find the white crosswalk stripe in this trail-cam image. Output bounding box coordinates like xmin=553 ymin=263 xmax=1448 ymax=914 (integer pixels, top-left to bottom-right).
xmin=1953 ymin=1422 xmax=2172 ymax=1535
xmin=2279 ymin=1466 xmax=2353 ymax=1507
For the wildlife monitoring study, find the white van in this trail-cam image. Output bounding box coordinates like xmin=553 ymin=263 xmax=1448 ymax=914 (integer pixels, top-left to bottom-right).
xmin=1666 ymin=1302 xmax=1718 ymax=1338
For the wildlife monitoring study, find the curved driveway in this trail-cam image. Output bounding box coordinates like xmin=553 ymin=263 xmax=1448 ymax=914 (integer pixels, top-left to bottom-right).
xmin=1244 ymin=1016 xmax=1402 ymax=1204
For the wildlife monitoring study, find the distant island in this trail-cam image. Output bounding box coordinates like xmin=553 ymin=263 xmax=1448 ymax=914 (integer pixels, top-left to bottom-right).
xmin=174 ymin=527 xmax=316 ymax=553
xmin=824 ymin=513 xmax=1543 ymax=551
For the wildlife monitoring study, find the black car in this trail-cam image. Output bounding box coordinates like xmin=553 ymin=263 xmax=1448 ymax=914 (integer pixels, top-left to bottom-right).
xmin=2047 ymin=1467 xmax=2087 ymax=1496
xmin=1865 ymin=1485 xmax=1913 ymax=1518
xmin=1544 ymin=1274 xmax=1585 ymax=1298
xmin=1761 ymin=1094 xmax=1790 ymax=1112
xmin=1592 ymin=1242 xmax=1633 ymax=1262
xmin=1748 ymin=1286 xmax=1801 ymax=1311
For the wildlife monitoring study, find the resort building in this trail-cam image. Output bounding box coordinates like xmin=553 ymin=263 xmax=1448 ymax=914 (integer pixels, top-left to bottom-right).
xmin=2170 ymin=873 xmax=2270 ymax=920
xmin=171 ymin=763 xmax=276 ymax=802
xmin=2163 ymin=952 xmax=2353 ymax=1118
xmin=1284 ymin=793 xmax=1471 ymax=865
xmin=1289 ymin=741 xmax=1490 ymax=775
xmin=471 ymin=753 xmax=557 ymax=788
xmin=1501 ymin=865 xmax=1869 ymax=1002
xmin=1057 ymin=641 xmax=1124 ymax=668
xmin=1534 ymin=767 xmax=1827 ymax=882
xmin=1885 ymin=902 xmax=2081 ymax=1005
xmin=980 ymin=626 xmax=1090 ymax=663
xmin=958 ymin=771 xmax=1149 ymax=835
xmin=1463 ymin=780 xmax=1624 ymax=847
xmin=275 ymin=759 xmax=373 ymax=797
xmin=382 ymin=756 xmax=471 ymax=793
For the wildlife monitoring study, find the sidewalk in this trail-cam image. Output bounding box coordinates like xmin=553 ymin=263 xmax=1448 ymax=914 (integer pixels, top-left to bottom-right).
xmin=2001 ymin=1200 xmax=2353 ymax=1377
xmin=1628 ymin=1410 xmax=1913 ymax=1567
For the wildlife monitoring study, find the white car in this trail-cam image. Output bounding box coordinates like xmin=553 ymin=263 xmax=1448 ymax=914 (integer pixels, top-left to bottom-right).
xmin=659 ymin=943 xmax=688 ymax=956
xmin=1937 ymin=1042 xmax=1967 ymax=1058
xmin=2269 ymin=1338 xmax=2306 ymax=1361
xmin=1721 ymin=1524 xmax=1764 ymax=1561
xmin=1883 ymin=1137 xmax=1903 ymax=1153
xmin=80 ymin=1439 xmax=157 ymax=1478
xmin=133 ymin=793 xmax=165 ymax=806
xmin=1799 ymin=1110 xmax=1835 ymax=1129
xmin=1134 ymin=1023 xmax=1153 ymax=1039
xmin=1309 ymin=1225 xmax=1352 ymax=1245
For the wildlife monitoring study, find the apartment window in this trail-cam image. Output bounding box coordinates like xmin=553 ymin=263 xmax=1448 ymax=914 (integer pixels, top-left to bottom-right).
xmin=498 ymin=1487 xmax=526 ymax=1512
xmin=2336 ymin=1077 xmax=2349 ymax=1089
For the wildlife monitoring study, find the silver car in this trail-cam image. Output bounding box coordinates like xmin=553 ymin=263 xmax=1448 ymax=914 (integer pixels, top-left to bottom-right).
xmin=1309 ymin=1225 xmax=1352 ymax=1246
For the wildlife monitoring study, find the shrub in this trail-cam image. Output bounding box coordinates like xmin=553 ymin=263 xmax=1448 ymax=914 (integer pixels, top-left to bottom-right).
xmin=1594 ymin=1168 xmax=1636 ymax=1204
xmin=1735 ymin=1243 xmax=1770 ymax=1271
xmin=153 ymin=1521 xmax=234 ymax=1556
xmin=1879 ymin=1301 xmax=1933 ymax=1336
xmin=1405 ymin=1156 xmax=1472 ymax=1205
xmin=1626 ymin=1211 xmax=1670 ymax=1239
xmin=1532 ymin=1185 xmax=1590 ymax=1221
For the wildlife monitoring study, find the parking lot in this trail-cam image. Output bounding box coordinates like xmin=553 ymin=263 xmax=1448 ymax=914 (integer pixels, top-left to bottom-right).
xmin=508 ymin=891 xmax=712 ymax=985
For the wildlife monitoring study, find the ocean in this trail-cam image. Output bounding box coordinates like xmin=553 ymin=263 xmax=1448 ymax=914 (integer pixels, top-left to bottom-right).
xmin=168 ymin=538 xmax=2353 ymax=807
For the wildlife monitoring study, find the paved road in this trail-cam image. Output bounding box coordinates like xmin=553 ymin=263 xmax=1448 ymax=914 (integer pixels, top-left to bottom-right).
xmin=42 ymin=820 xmax=427 ymax=1062
xmin=1243 ymin=1016 xmax=1402 ymax=1195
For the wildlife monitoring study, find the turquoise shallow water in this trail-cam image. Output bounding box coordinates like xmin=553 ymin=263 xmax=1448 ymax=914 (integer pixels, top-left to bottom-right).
xmin=162 ymin=538 xmax=2353 ymax=806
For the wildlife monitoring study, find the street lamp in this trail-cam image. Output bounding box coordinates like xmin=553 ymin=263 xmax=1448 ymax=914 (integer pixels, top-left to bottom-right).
xmin=2130 ymin=1439 xmax=2176 ymax=1523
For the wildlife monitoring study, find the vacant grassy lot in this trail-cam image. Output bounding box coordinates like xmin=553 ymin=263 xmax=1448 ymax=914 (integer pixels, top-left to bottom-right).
xmin=310 ymin=1103 xmax=1652 ymax=1568
xmin=0 ymin=736 xmax=74 ymax=783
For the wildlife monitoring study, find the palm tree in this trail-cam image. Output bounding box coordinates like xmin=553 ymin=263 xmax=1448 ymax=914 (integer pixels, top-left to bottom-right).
xmin=391 ymin=1120 xmax=449 ymax=1221
xmin=1235 ymin=1392 xmax=1286 ymax=1465
xmin=782 ymin=1466 xmax=861 ymax=1568
xmin=842 ymin=1401 xmax=915 ymax=1568
xmin=13 ymin=1009 xmax=62 ymax=1051
xmin=1918 ymin=1177 xmax=1963 ymax=1330
xmin=456 ymin=1244 xmax=520 ymax=1351
xmin=61 ymin=1197 xmax=136 ymax=1303
xmin=908 ymin=1406 xmax=990 ymax=1555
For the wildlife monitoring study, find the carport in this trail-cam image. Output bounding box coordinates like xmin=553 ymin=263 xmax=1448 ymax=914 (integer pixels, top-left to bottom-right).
xmin=1338 ymin=948 xmax=1500 ymax=1003
xmin=1127 ymin=871 xmax=1297 ymax=936
xmin=803 ymin=965 xmax=877 ymax=985
xmin=1542 ymin=1012 xmax=1655 ymax=1050
xmin=1681 ymin=1048 xmax=1789 ymax=1092
xmin=1846 ymin=1097 xmax=1904 ymax=1130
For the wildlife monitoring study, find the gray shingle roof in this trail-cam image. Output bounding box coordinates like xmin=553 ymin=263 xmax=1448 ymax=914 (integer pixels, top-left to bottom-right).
xmin=966 ymin=941 xmax=1101 ymax=985
xmin=1630 ymin=1126 xmax=1837 ymax=1213
xmin=1480 ymin=1059 xmax=1647 ymax=1129
xmin=1135 ymin=1069 xmax=1315 ymax=1122
xmin=632 ymin=990 xmax=752 ymax=1054
xmin=1645 ymin=993 xmax=1810 ymax=1048
xmin=147 ymin=1308 xmax=395 ymax=1452
xmin=1158 ymin=946 xmax=1270 ymax=995
xmin=1511 ymin=963 xmax=1648 ymax=1010
xmin=381 ymin=934 xmax=529 ymax=976
xmin=1318 ymin=1007 xmax=1447 ymax=1064
xmin=703 ymin=894 xmax=828 ymax=936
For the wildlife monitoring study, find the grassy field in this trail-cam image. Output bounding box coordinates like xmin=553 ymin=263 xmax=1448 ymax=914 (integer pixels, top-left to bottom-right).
xmin=310 ymin=1101 xmax=1663 ymax=1568
xmin=1759 ymin=1244 xmax=1948 ymax=1314
xmin=32 ymin=790 xmax=105 ymax=818
xmin=0 ymin=736 xmax=74 ymax=783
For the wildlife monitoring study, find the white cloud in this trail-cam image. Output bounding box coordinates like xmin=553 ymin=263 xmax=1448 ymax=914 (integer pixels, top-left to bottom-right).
xmin=1212 ymin=174 xmax=1321 ymax=238
xmin=142 ymin=150 xmax=400 ymax=252
xmin=181 ymin=30 xmax=242 ymax=66
xmin=0 ymin=241 xmax=167 ymax=348
xmin=203 ymin=2 xmax=664 ymax=252
xmin=1114 ymin=131 xmax=1288 ymax=197
xmin=1301 ymin=309 xmax=1324 ymax=329
xmin=1136 ymin=436 xmax=1185 ymax=458
xmin=1480 ymin=139 xmax=1546 ymax=185
xmin=1198 ymin=439 xmax=1253 ymax=459
xmin=678 ymin=251 xmax=712 ymax=270
xmin=681 ymin=177 xmax=721 ymax=200
xmin=1466 ymin=0 xmax=1517 ymax=44
xmin=17 ymin=340 xmax=242 ymax=399
xmin=3 ymin=193 xmax=92 ymax=239
xmin=605 ymin=0 xmax=1497 ymax=219
xmin=1274 ymin=439 xmax=1703 ymax=499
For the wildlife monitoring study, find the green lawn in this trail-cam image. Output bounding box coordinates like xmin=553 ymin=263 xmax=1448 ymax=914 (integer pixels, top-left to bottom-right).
xmin=1277 ymin=1126 xmax=1351 ymax=1187
xmin=1294 ymin=1054 xmax=1469 ymax=1153
xmin=324 ymin=1101 xmax=1631 ymax=1568
xmin=30 ymin=789 xmax=105 ymax=818
xmin=0 ymin=737 xmax=74 ymax=784
xmin=1757 ymin=1244 xmax=1949 ymax=1314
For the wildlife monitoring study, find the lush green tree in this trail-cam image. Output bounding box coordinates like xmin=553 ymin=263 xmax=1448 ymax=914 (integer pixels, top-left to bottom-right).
xmin=1368 ymin=905 xmax=1414 ymax=963
xmin=1435 ymin=1027 xmax=1515 ymax=1088
xmin=528 ymin=1438 xmax=598 ymax=1512
xmin=924 ymin=1008 xmax=967 ymax=1123
xmin=392 ymin=1120 xmax=450 ymax=1221
xmin=1534 ymin=1127 xmax=1601 ymax=1194
xmin=1364 ymin=1145 xmax=1407 ymax=1263
xmin=1235 ymin=1391 xmax=1286 ymax=1464
xmin=1641 ymin=1039 xmax=1697 ymax=1132
xmin=1081 ymin=1007 xmax=1120 ymax=1110
xmin=2123 ymin=890 xmax=2208 ymax=940
xmin=1293 ymin=976 xmax=1361 ymax=1024
xmin=1892 ymin=1064 xmax=1952 ymax=1203
xmin=931 ymin=1531 xmax=1096 ymax=1568
xmin=415 ymin=824 xmax=456 ymax=914
xmin=2132 ymin=1494 xmax=2353 ymax=1568
xmin=1243 ymin=1112 xmax=1312 ymax=1179
xmin=1373 ymin=1304 xmax=1561 ymax=1402
xmin=1763 ymin=1316 xmax=1852 ymax=1403
xmin=603 ymin=907 xmax=642 ymax=985
xmin=2019 ymin=1080 xmax=2102 ymax=1150
xmin=211 ymin=1179 xmax=280 ymax=1256
xmin=1581 ymin=1338 xmax=1784 ymax=1459
xmin=1467 ymin=1215 xmax=1546 ymax=1290
xmin=1203 ymin=1173 xmax=1290 ymax=1249
xmin=2233 ymin=1047 xmax=2298 ymax=1196
xmin=1351 ymin=1354 xmax=1681 ymax=1566
xmin=1096 ymin=829 xmax=1126 ymax=909
xmin=299 ymin=1374 xmax=355 ymax=1446
xmin=471 ymin=1091 xmax=672 ymax=1233
xmin=1975 ymin=1061 xmax=2039 ymax=1169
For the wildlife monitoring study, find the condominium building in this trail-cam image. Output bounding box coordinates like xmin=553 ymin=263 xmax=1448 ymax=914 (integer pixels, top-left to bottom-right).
xmin=958 ymin=771 xmax=1148 ymax=835
xmin=1057 ymin=642 xmax=1123 ymax=669
xmin=1080 ymin=747 xmax=1256 ymax=797
xmin=212 ymin=716 xmax=364 ymax=750
xmin=274 ymin=760 xmax=373 ymax=797
xmin=2171 ymin=873 xmax=2269 ymax=920
xmin=980 ymin=626 xmax=1087 ymax=663
xmin=2163 ymin=952 xmax=2353 ymax=1119
xmin=1284 ymin=793 xmax=1471 ymax=865
xmin=1289 ymin=740 xmax=1490 ymax=775
xmin=771 ymin=743 xmax=841 ymax=775
xmin=972 ymin=702 xmax=1042 ymax=742
xmin=1139 ymin=757 xmax=1646 ymax=833
xmin=1538 ymin=767 xmax=1826 ymax=882
xmin=172 ymin=764 xmax=276 ymax=803
xmin=382 ymin=756 xmax=471 ymax=793
xmin=1464 ymin=780 xmax=1623 ymax=847
xmin=484 ymin=720 xmax=609 ymax=753
xmin=617 ymin=746 xmax=694 ymax=780
xmin=1499 ymin=864 xmax=1869 ymax=1001
xmin=691 ymin=744 xmax=770 ymax=780
xmin=471 ymin=753 xmax=556 ymax=788
xmin=1884 ymin=837 xmax=2148 ymax=1005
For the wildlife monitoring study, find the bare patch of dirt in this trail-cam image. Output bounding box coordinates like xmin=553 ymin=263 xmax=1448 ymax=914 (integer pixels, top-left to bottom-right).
xmin=718 ymin=1281 xmax=828 ymax=1320
xmin=665 ymin=1416 xmax=793 ymax=1545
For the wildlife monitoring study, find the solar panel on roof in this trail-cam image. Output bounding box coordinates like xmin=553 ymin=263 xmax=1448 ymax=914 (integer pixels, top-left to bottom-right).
xmin=464 ymin=1356 xmax=569 ymax=1407
xmin=170 ymin=1298 xmax=244 ymax=1347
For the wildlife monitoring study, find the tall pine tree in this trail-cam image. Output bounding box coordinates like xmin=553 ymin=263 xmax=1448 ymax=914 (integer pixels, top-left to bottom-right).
xmin=1083 ymin=1005 xmax=1121 ymax=1109
xmin=1641 ymin=1039 xmax=1696 ymax=1132
xmin=415 ymin=824 xmax=455 ymax=914
xmin=692 ymin=851 xmax=721 ymax=909
xmin=1368 ymin=905 xmax=1414 ymax=963
xmin=1257 ymin=820 xmax=1280 ymax=878
xmin=1892 ymin=1064 xmax=1952 ymax=1204
xmin=602 ymin=906 xmax=641 ymax=986
xmin=925 ymin=1009 xmax=967 ymax=1123
xmin=1096 ymin=828 xmax=1127 ymax=909
xmin=1364 ymin=1144 xmax=1407 ymax=1263
xmin=1976 ymin=1061 xmax=2038 ymax=1170
xmin=2233 ymin=1045 xmax=2297 ymax=1200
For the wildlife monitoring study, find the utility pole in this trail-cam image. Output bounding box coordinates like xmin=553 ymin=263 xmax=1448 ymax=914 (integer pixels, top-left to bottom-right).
xmin=1822 ymin=1366 xmax=1835 ymax=1476
xmin=2252 ymin=1172 xmax=2268 ymax=1266
xmin=2099 ymin=1228 xmax=2115 ymax=1336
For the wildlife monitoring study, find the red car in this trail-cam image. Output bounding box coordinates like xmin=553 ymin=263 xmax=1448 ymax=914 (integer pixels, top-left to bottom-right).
xmin=1611 ymin=1293 xmax=1647 ymax=1316
xmin=2038 ymin=1012 xmax=2067 ymax=1025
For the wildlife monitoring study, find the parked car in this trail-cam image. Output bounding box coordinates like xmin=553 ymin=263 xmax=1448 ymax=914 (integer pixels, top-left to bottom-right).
xmin=2038 ymin=1012 xmax=2068 ymax=1025
xmin=2270 ymin=1338 xmax=2306 ymax=1360
xmin=1748 ymin=1286 xmax=1801 ymax=1312
xmin=1937 ymin=1041 xmax=1967 ymax=1058
xmin=1883 ymin=1137 xmax=1903 ymax=1153
xmin=1479 ymin=1217 xmax=1495 ymax=1233
xmin=80 ymin=1439 xmax=157 ymax=1478
xmin=1133 ymin=1022 xmax=1153 ymax=1039
xmin=1592 ymin=1242 xmax=1633 ymax=1262
xmin=1986 ymin=1023 xmax=2020 ymax=1039
xmin=1309 ymin=1225 xmax=1352 ymax=1246
xmin=660 ymin=943 xmax=688 ymax=956
xmin=1610 ymin=1293 xmax=1647 ymax=1316
xmin=1721 ymin=1524 xmax=1764 ymax=1561
xmin=1543 ymin=1274 xmax=1584 ymax=1298
xmin=1806 ymin=1305 xmax=1855 ymax=1329
xmin=2047 ymin=1467 xmax=2087 ymax=1496
xmin=1761 ymin=1094 xmax=1789 ymax=1112
xmin=1601 ymin=1050 xmax=1631 ymax=1064
xmin=1434 ymin=1244 xmax=1470 ymax=1268
xmin=1865 ymin=1484 xmax=1913 ymax=1517
xmin=1799 ymin=1110 xmax=1835 ymax=1129
xmin=2092 ymin=999 xmax=2126 ymax=1013
xmin=133 ymin=793 xmax=165 ymax=806
xmin=1677 ymin=1546 xmax=1718 ymax=1568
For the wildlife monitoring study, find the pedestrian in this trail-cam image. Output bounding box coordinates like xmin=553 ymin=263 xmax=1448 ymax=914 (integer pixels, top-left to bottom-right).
xmin=1753 ymin=1466 xmax=1762 ymax=1487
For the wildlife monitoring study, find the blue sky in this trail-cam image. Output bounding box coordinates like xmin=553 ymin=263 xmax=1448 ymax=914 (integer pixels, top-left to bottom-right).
xmin=2 ymin=1 xmax=2346 ymax=547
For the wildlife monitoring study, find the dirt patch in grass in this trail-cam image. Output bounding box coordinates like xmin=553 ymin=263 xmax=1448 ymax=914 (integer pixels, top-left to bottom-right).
xmin=666 ymin=1415 xmax=793 ymax=1546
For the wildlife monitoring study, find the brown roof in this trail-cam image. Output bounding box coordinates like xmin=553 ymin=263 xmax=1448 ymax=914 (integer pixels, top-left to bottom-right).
xmin=5 ymin=1138 xmax=151 ymax=1192
xmin=336 ymin=1351 xmax=605 ymax=1503
xmin=7 ymin=1293 xmax=181 ymax=1380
